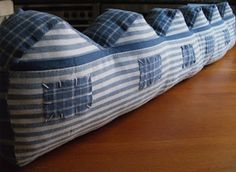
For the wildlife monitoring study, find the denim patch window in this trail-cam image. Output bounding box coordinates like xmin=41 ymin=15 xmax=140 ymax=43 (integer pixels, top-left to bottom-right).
xmin=205 ymin=36 xmax=215 ymax=55
xmin=181 ymin=44 xmax=196 ymax=69
xmin=42 ymin=75 xmax=92 ymax=122
xmin=138 ymin=55 xmax=162 ymax=90
xmin=223 ymin=29 xmax=231 ymax=45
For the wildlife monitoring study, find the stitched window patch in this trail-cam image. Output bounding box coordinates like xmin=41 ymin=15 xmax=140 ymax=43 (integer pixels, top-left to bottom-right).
xmin=205 ymin=36 xmax=215 ymax=56
xmin=138 ymin=55 xmax=162 ymax=90
xmin=223 ymin=29 xmax=231 ymax=45
xmin=181 ymin=44 xmax=196 ymax=69
xmin=42 ymin=75 xmax=92 ymax=122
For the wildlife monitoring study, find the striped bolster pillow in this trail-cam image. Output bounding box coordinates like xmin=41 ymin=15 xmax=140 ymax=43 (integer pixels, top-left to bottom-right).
xmin=0 ymin=4 xmax=235 ymax=166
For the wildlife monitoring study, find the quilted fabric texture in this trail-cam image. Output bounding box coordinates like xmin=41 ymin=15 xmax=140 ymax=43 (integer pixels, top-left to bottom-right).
xmin=0 ymin=4 xmax=235 ymax=167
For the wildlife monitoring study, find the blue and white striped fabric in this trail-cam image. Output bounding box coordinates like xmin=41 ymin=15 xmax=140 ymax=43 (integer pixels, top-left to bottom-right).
xmin=146 ymin=8 xmax=202 ymax=80
xmin=0 ymin=5 xmax=235 ymax=167
xmin=113 ymin=16 xmax=158 ymax=46
xmin=0 ymin=9 xmax=63 ymax=67
xmin=84 ymin=9 xmax=158 ymax=47
xmin=217 ymin=2 xmax=236 ymax=49
xmin=200 ymin=4 xmax=230 ymax=64
xmin=180 ymin=6 xmax=216 ymax=65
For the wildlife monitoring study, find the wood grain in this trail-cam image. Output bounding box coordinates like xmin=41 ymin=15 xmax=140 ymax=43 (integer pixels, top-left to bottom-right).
xmin=1 ymin=46 xmax=236 ymax=172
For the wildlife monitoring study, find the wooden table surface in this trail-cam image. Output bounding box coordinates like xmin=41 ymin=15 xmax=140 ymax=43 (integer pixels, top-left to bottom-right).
xmin=1 ymin=47 xmax=236 ymax=172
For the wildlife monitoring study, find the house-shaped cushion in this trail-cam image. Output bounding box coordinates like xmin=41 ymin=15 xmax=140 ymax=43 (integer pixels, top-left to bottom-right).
xmin=0 ymin=9 xmax=164 ymax=167
xmin=0 ymin=10 xmax=101 ymax=66
xmin=146 ymin=8 xmax=203 ymax=79
xmin=217 ymin=2 xmax=236 ymax=49
xmin=201 ymin=4 xmax=230 ymax=63
xmin=0 ymin=9 xmax=101 ymax=166
xmin=180 ymin=6 xmax=216 ymax=65
xmin=84 ymin=9 xmax=158 ymax=47
xmin=146 ymin=8 xmax=190 ymax=36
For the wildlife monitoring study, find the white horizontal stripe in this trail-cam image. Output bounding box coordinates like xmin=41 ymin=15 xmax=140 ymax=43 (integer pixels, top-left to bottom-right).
xmin=116 ymin=31 xmax=157 ymax=44
xmin=167 ymin=25 xmax=189 ymax=33
xmin=22 ymin=45 xmax=98 ymax=60
xmin=33 ymin=37 xmax=87 ymax=47
xmin=46 ymin=28 xmax=77 ymax=35
xmin=194 ymin=21 xmax=209 ymax=29
xmin=132 ymin=18 xmax=146 ymax=24
xmin=127 ymin=24 xmax=153 ymax=32
xmin=166 ymin=27 xmax=190 ymax=36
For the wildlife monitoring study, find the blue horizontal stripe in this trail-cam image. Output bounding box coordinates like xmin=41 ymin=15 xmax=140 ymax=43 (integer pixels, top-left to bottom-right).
xmin=224 ymin=14 xmax=235 ymax=21
xmin=193 ymin=24 xmax=212 ymax=33
xmin=211 ymin=19 xmax=224 ymax=26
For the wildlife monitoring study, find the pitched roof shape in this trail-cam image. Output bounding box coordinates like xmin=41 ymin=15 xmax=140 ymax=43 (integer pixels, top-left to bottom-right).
xmin=146 ymin=8 xmax=189 ymax=36
xmin=83 ymin=9 xmax=142 ymax=48
xmin=180 ymin=6 xmax=210 ymax=29
xmin=217 ymin=2 xmax=234 ymax=18
xmin=201 ymin=4 xmax=222 ymax=24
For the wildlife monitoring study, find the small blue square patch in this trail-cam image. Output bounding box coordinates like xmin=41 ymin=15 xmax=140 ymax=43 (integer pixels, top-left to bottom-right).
xmin=223 ymin=29 xmax=231 ymax=45
xmin=42 ymin=75 xmax=92 ymax=122
xmin=205 ymin=36 xmax=215 ymax=56
xmin=138 ymin=55 xmax=162 ymax=90
xmin=181 ymin=44 xmax=196 ymax=69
